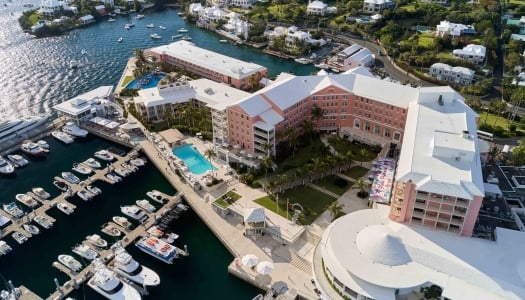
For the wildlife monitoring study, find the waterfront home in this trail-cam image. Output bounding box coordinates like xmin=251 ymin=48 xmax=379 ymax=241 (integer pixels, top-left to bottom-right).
xmin=229 ymin=0 xmax=255 ymax=9
xmin=307 ymin=0 xmax=328 ymax=16
xmin=222 ymin=12 xmax=250 ymax=39
xmin=436 ymin=20 xmax=476 ymax=37
xmin=189 ymin=3 xmax=204 ymax=16
xmin=53 ymin=86 xmax=115 ymax=124
xmin=333 ymin=44 xmax=375 ymax=71
xmin=79 ymin=15 xmax=95 ymax=26
xmin=452 ymin=44 xmax=486 ymax=66
xmin=95 ymin=5 xmax=107 ymax=16
xmin=362 ymin=0 xmax=393 ymax=13
xmin=264 ymin=26 xmax=327 ymax=49
xmin=429 ymin=63 xmax=474 ymax=86
xmin=39 ymin=0 xmax=78 ymax=16
xmin=198 ymin=5 xmax=229 ymax=23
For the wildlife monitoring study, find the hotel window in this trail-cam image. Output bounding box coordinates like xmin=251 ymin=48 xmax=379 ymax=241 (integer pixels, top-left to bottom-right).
xmin=354 ymin=119 xmax=360 ymax=128
xmin=365 ymin=122 xmax=370 ymax=131
xmin=374 ymin=125 xmax=380 ymax=135
xmin=385 ymin=128 xmax=391 ymax=137
xmin=394 ymin=132 xmax=401 ymax=141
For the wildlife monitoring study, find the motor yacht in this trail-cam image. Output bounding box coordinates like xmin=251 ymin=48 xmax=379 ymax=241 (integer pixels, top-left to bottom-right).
xmin=88 ymin=261 xmax=142 ymax=300
xmin=3 ymin=202 xmax=24 ymax=218
xmin=129 ymin=157 xmax=146 ymax=167
xmin=219 ymin=39 xmax=227 ymax=43
xmin=101 ymin=223 xmax=122 ymax=237
xmin=83 ymin=157 xmax=101 ymax=169
xmin=0 ymin=241 xmax=12 ymax=256
xmin=105 ymin=173 xmax=122 ymax=183
xmin=57 ymin=202 xmax=75 ymax=215
xmin=86 ymin=185 xmax=102 ymax=196
xmin=15 ymin=193 xmax=39 ymax=208
xmin=0 ymin=115 xmax=49 ymax=145
xmin=81 ymin=49 xmax=87 ymax=55
xmin=7 ymin=154 xmax=28 ymax=167
xmin=20 ymin=142 xmax=45 ymax=157
xmin=113 ymin=168 xmax=129 ymax=178
xmin=61 ymin=172 xmax=80 ymax=184
xmin=62 ymin=122 xmax=88 ymax=138
xmin=73 ymin=244 xmax=99 ymax=261
xmin=181 ymin=35 xmax=192 ymax=41
xmin=118 ymin=37 xmax=123 ymax=43
xmin=146 ymin=23 xmax=155 ymax=28
xmin=121 ymin=162 xmax=138 ymax=173
xmin=135 ymin=236 xmax=178 ymax=264
xmin=77 ymin=190 xmax=93 ymax=202
xmin=112 ymin=216 xmax=132 ymax=230
xmin=85 ymin=234 xmax=108 ymax=248
xmin=171 ymin=34 xmax=183 ymax=40
xmin=51 ymin=130 xmax=74 ymax=144
xmin=22 ymin=223 xmax=40 ymax=235
xmin=94 ymin=150 xmax=114 ymax=161
xmin=135 ymin=14 xmax=144 ymax=19
xmin=72 ymin=163 xmax=92 ymax=175
xmin=150 ymin=33 xmax=161 ymax=39
xmin=111 ymin=243 xmax=160 ymax=286
xmin=176 ymin=203 xmax=189 ymax=212
xmin=146 ymin=190 xmax=167 ymax=204
xmin=58 ymin=254 xmax=82 ymax=272
xmin=108 ymin=17 xmax=116 ymax=22
xmin=162 ymin=232 xmax=180 ymax=244
xmin=32 ymin=187 xmax=50 ymax=199
xmin=37 ymin=140 xmax=49 ymax=150
xmin=120 ymin=205 xmax=147 ymax=223
xmin=135 ymin=199 xmax=155 ymax=213
xmin=159 ymin=25 xmax=166 ymax=30
xmin=33 ymin=215 xmax=53 ymax=229
xmin=0 ymin=156 xmax=15 ymax=175
xmin=70 ymin=60 xmax=78 ymax=69
xmin=53 ymin=180 xmax=71 ymax=193
xmin=11 ymin=232 xmax=27 ymax=244
xmin=178 ymin=28 xmax=188 ymax=32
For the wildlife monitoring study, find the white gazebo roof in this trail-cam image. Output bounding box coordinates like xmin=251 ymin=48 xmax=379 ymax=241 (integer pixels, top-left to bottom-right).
xmin=244 ymin=207 xmax=265 ymax=223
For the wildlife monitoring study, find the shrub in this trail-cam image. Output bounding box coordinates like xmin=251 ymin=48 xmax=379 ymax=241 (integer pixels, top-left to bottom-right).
xmin=334 ymin=177 xmax=348 ymax=188
xmin=357 ymin=191 xmax=369 ymax=198
xmin=510 ymin=124 xmax=517 ymax=132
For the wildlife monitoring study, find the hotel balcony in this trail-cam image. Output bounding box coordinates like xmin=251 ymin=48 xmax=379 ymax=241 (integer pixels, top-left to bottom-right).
xmin=438 ymin=215 xmax=451 ymax=223
xmin=424 ymin=213 xmax=438 ymax=221
xmin=455 ymin=200 xmax=470 ymax=208
xmin=441 ymin=197 xmax=456 ymax=206
xmin=416 ymin=191 xmax=429 ymax=199
xmin=448 ymin=226 xmax=461 ymax=234
xmin=426 ymin=202 xmax=441 ymax=212
xmin=453 ymin=208 xmax=466 ymax=216
xmin=411 ymin=218 xmax=423 ymax=226
xmin=254 ymin=136 xmax=271 ymax=145
xmin=414 ymin=201 xmax=426 ymax=210
xmin=412 ymin=210 xmax=425 ymax=218
xmin=450 ymin=218 xmax=464 ymax=226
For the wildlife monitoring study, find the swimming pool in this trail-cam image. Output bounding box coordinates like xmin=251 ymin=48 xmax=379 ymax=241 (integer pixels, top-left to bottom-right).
xmin=125 ymin=72 xmax=165 ymax=89
xmin=173 ymin=144 xmax=216 ymax=175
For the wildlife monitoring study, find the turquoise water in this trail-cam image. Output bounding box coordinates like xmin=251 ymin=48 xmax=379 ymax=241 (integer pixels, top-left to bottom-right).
xmin=173 ymin=144 xmax=216 ymax=175
xmin=126 ymin=72 xmax=166 ymax=89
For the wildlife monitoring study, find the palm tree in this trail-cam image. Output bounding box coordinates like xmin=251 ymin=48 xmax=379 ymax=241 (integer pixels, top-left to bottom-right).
xmin=301 ymin=120 xmax=315 ymax=143
xmin=262 ymin=141 xmax=273 ymax=157
xmin=163 ymin=107 xmax=173 ymax=128
xmin=311 ymin=106 xmax=324 ymax=128
xmin=265 ymin=179 xmax=278 ymax=200
xmin=359 ymin=148 xmax=368 ymax=166
xmin=204 ymin=148 xmax=216 ymax=173
xmin=286 ymin=127 xmax=299 ymax=157
xmin=352 ymin=177 xmax=369 ymax=198
xmin=487 ymin=146 xmax=501 ymax=164
xmin=327 ymin=201 xmax=345 ymax=221
xmin=277 ymin=174 xmax=288 ymax=193
xmin=260 ymin=156 xmax=274 ymax=179
xmin=134 ymin=48 xmax=146 ymax=64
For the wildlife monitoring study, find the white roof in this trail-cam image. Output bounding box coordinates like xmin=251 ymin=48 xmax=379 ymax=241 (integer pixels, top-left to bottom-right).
xmin=339 ymin=44 xmax=361 ymax=57
xmin=431 ymin=63 xmax=474 ymax=75
xmin=395 ymin=88 xmax=484 ymax=199
xmin=244 ymin=207 xmax=265 ymax=223
xmin=149 ymin=41 xmax=267 ymax=80
xmin=190 ymin=79 xmax=251 ymax=110
xmin=320 ymin=205 xmax=525 ymax=300
xmin=134 ymin=84 xmax=196 ymax=108
xmin=453 ymin=44 xmax=486 ymax=57
xmin=349 ymin=48 xmax=374 ymax=65
xmin=53 ymin=86 xmax=113 ymax=115
xmin=308 ymin=0 xmax=327 ymax=9
xmin=342 ymin=66 xmax=374 ymax=77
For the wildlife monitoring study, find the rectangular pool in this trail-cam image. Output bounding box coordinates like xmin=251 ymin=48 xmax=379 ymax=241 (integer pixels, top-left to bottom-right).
xmin=173 ymin=144 xmax=216 ymax=175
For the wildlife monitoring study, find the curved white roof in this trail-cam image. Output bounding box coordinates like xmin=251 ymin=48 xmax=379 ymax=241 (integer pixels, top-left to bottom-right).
xmin=356 ymin=226 xmax=411 ymax=266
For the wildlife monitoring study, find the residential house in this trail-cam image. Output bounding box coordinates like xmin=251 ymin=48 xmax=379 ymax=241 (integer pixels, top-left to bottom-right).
xmin=332 ymin=44 xmax=375 ymax=71
xmin=436 ymin=20 xmax=476 ymax=37
xmin=362 ymin=0 xmax=394 ymax=13
xmin=429 ymin=63 xmax=475 ymax=86
xmin=79 ymin=15 xmax=95 ymax=25
xmin=452 ymin=44 xmax=486 ymax=66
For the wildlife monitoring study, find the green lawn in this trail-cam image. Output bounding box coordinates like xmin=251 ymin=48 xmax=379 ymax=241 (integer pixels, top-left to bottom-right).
xmin=255 ymin=186 xmax=336 ymax=225
xmin=121 ymin=76 xmax=133 ymax=87
xmin=327 ymin=137 xmax=378 ymax=162
xmin=510 ymin=0 xmax=525 ymax=4
xmin=478 ymin=111 xmax=511 ymax=129
xmin=277 ymin=136 xmax=326 ymax=171
xmin=436 ymin=52 xmax=453 ymax=60
xmin=213 ymin=190 xmax=241 ymax=209
xmin=418 ymin=33 xmax=435 ymax=49
xmin=313 ymin=175 xmax=349 ymax=196
xmin=343 ymin=166 xmax=369 ymax=179
xmin=398 ymin=4 xmax=416 ymax=12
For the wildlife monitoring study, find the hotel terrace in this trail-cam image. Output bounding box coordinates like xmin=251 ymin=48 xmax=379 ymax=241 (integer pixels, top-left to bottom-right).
xmin=147 ymin=41 xmax=268 ymax=91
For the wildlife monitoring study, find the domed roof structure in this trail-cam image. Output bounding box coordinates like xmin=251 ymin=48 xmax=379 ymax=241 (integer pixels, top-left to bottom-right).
xmin=356 ymin=225 xmax=411 ymax=266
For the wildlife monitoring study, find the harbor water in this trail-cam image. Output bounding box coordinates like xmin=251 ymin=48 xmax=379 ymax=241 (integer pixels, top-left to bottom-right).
xmin=0 ymin=136 xmax=260 ymax=299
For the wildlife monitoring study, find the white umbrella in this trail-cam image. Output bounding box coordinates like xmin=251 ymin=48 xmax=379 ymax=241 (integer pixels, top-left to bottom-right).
xmin=241 ymin=254 xmax=259 ymax=267
xmin=256 ymin=261 xmax=274 ymax=275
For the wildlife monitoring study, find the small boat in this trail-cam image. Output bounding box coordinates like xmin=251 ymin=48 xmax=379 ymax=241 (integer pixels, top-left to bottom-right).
xmin=150 ymin=33 xmax=162 ymax=39
xmin=88 ymin=262 xmax=141 ymax=300
xmin=15 ymin=193 xmax=39 ymax=208
xmin=57 ymin=202 xmax=75 ymax=215
xmin=77 ymin=190 xmax=93 ymax=202
xmin=86 ymin=185 xmax=102 ymax=196
xmin=219 ymin=39 xmax=227 ymax=43
xmin=36 ymin=140 xmax=49 ymax=150
xmin=135 ymin=14 xmax=144 ymax=19
xmin=178 ymin=28 xmax=188 ymax=33
xmin=146 ymin=190 xmax=167 ymax=204
xmin=0 ymin=156 xmax=15 ymax=175
xmin=3 ymin=202 xmax=24 ymax=218
xmin=58 ymin=254 xmax=82 ymax=272
xmin=107 ymin=18 xmax=116 ymax=22
xmin=112 ymin=216 xmax=133 ymax=230
xmin=177 ymin=12 xmax=184 ymax=16
xmin=136 ymin=199 xmax=156 ymax=212
xmin=0 ymin=241 xmax=12 ymax=256
xmin=53 ymin=180 xmax=70 ymax=192
xmin=135 ymin=236 xmax=179 ymax=264
xmin=32 ymin=187 xmax=50 ymax=199
xmin=176 ymin=203 xmax=189 ymax=212
xmin=72 ymin=163 xmax=92 ymax=175
xmin=129 ymin=157 xmax=146 ymax=167
xmin=12 ymin=232 xmax=27 ymax=244
xmin=7 ymin=154 xmax=28 ymax=167
xmin=111 ymin=243 xmax=160 ymax=286
xmin=94 ymin=150 xmax=113 ymax=161
xmin=105 ymin=172 xmax=122 ymax=183
xmin=159 ymin=25 xmax=166 ymax=30
xmin=181 ymin=35 xmax=192 ymax=41
xmin=124 ymin=24 xmax=130 ymax=29
xmin=22 ymin=223 xmax=40 ymax=235
xmin=171 ymin=34 xmax=183 ymax=40
xmin=51 ymin=130 xmax=74 ymax=144
xmin=146 ymin=23 xmax=155 ymax=28
xmin=101 ymin=223 xmax=121 ymax=237
xmin=81 ymin=49 xmax=86 ymax=55
xmin=161 ymin=232 xmax=179 ymax=244
xmin=121 ymin=162 xmax=138 ymax=173
xmin=62 ymin=122 xmax=88 ymax=138
xmin=120 ymin=205 xmax=148 ymax=223
xmin=118 ymin=37 xmax=123 ymax=43
xmin=73 ymin=244 xmax=99 ymax=261
xmin=20 ymin=142 xmax=45 ymax=157
xmin=85 ymin=234 xmax=108 ymax=248
xmin=70 ymin=60 xmax=78 ymax=69
xmin=113 ymin=168 xmax=129 ymax=177
xmin=61 ymin=171 xmax=80 ymax=184
xmin=33 ymin=215 xmax=53 ymax=229
xmin=83 ymin=158 xmax=101 ymax=169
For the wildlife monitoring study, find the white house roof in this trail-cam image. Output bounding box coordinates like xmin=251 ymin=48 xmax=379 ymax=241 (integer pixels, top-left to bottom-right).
xmin=364 ymin=0 xmax=392 ymax=4
xmin=308 ymin=0 xmax=327 ymax=9
xmin=339 ymin=44 xmax=361 ymax=57
xmin=342 ymin=66 xmax=374 ymax=77
xmin=431 ymin=63 xmax=474 ymax=75
xmin=190 ymin=78 xmax=250 ymax=110
xmin=134 ymin=85 xmax=196 ymax=107
xmin=150 ymin=41 xmax=267 ymax=80
xmin=235 ymin=94 xmax=272 ymax=116
xmin=320 ymin=205 xmax=525 ymax=300
xmin=244 ymin=207 xmax=265 ymax=223
xmin=53 ymin=86 xmax=113 ymax=115
xmin=259 ymin=109 xmax=284 ymax=126
xmin=453 ymin=44 xmax=486 ymax=58
xmin=350 ymin=48 xmax=374 ymax=65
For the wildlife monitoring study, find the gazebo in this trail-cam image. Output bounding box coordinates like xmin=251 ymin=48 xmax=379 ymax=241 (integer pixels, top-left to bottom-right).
xmin=244 ymin=208 xmax=266 ymax=236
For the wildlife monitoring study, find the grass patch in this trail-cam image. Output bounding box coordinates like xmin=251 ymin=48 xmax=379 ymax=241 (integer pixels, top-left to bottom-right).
xmin=418 ymin=32 xmax=435 ymax=49
xmin=510 ymin=0 xmax=525 ymax=4
xmin=478 ymin=112 xmax=511 ymax=129
xmin=277 ymin=136 xmax=326 ymax=171
xmin=313 ymin=175 xmax=349 ymax=196
xmin=255 ymin=186 xmax=336 ymax=225
xmin=327 ymin=137 xmax=378 ymax=162
xmin=436 ymin=52 xmax=453 ymax=60
xmin=213 ymin=190 xmax=241 ymax=208
xmin=398 ymin=4 xmax=415 ymax=12
xmin=343 ymin=166 xmax=369 ymax=179
xmin=121 ymin=76 xmax=133 ymax=87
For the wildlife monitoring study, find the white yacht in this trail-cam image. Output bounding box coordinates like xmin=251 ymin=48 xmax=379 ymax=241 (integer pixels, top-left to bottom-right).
xmin=129 ymin=158 xmax=146 ymax=167
xmin=33 ymin=215 xmax=53 ymax=229
xmin=7 ymin=154 xmax=28 ymax=167
xmin=58 ymin=254 xmax=82 ymax=272
xmin=94 ymin=150 xmax=114 ymax=161
xmin=88 ymin=262 xmax=142 ymax=300
xmin=113 ymin=168 xmax=129 ymax=178
xmin=101 ymin=223 xmax=121 ymax=237
xmin=3 ymin=202 xmax=24 ymax=218
xmin=118 ymin=37 xmax=123 ymax=43
xmin=85 ymin=234 xmax=108 ymax=248
xmin=15 ymin=193 xmax=39 ymax=208
xmin=146 ymin=23 xmax=155 ymax=28
xmin=11 ymin=232 xmax=27 ymax=244
xmin=135 ymin=236 xmax=178 ymax=264
xmin=120 ymin=205 xmax=147 ymax=223
xmin=51 ymin=130 xmax=74 ymax=144
xmin=77 ymin=190 xmax=93 ymax=201
xmin=32 ymin=187 xmax=50 ymax=199
xmin=86 ymin=185 xmax=102 ymax=196
xmin=53 ymin=180 xmax=70 ymax=193
xmin=0 ymin=241 xmax=12 ymax=256
xmin=150 ymin=33 xmax=161 ymax=39
xmin=62 ymin=172 xmax=80 ymax=184
xmin=20 ymin=141 xmax=45 ymax=157
xmin=121 ymin=162 xmax=138 ymax=173
xmin=146 ymin=190 xmax=167 ymax=204
xmin=0 ymin=115 xmax=49 ymax=144
xmin=56 ymin=202 xmax=75 ymax=215
xmin=135 ymin=199 xmax=155 ymax=213
xmin=22 ymin=223 xmax=40 ymax=235
xmin=37 ymin=140 xmax=49 ymax=150
xmin=72 ymin=163 xmax=92 ymax=175
xmin=111 ymin=244 xmax=160 ymax=286
xmin=178 ymin=28 xmax=188 ymax=32
xmin=73 ymin=244 xmax=99 ymax=261
xmin=135 ymin=14 xmax=144 ymax=19
xmin=62 ymin=122 xmax=88 ymax=138
xmin=106 ymin=173 xmax=122 ymax=183
xmin=112 ymin=216 xmax=132 ymax=230
xmin=159 ymin=25 xmax=166 ymax=30
xmin=0 ymin=157 xmax=15 ymax=175
xmin=83 ymin=157 xmax=102 ymax=169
